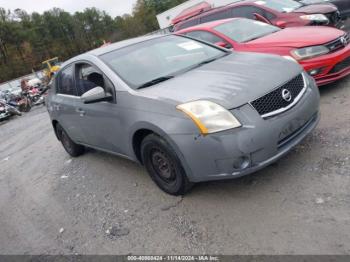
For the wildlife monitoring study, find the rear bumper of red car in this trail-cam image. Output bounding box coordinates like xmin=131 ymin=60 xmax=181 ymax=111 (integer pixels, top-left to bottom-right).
xmin=300 ymin=43 xmax=350 ymax=86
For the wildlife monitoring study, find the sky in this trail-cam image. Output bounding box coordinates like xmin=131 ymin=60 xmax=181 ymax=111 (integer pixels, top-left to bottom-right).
xmin=0 ymin=0 xmax=137 ymax=17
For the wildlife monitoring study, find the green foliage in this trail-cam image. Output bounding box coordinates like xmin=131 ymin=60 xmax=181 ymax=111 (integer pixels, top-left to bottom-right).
xmin=0 ymin=0 xmax=187 ymax=83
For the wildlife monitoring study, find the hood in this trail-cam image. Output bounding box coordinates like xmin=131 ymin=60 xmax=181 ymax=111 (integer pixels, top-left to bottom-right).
xmin=246 ymin=26 xmax=344 ymax=48
xmin=138 ymin=52 xmax=302 ymax=109
xmin=293 ymin=4 xmax=337 ymax=14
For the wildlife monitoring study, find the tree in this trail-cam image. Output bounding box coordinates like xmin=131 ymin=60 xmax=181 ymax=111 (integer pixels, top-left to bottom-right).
xmin=0 ymin=1 xmax=188 ymax=83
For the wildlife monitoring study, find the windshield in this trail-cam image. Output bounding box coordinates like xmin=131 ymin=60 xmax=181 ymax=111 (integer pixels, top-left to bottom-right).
xmin=254 ymin=0 xmax=303 ymax=13
xmin=215 ymin=19 xmax=280 ymax=43
xmin=100 ymin=35 xmax=227 ymax=89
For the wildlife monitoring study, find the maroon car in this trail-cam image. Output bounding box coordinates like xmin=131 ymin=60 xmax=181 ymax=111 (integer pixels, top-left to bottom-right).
xmin=173 ymin=0 xmax=342 ymax=31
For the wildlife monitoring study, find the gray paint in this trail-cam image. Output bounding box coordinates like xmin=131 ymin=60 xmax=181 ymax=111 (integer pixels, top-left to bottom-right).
xmin=47 ymin=35 xmax=320 ymax=183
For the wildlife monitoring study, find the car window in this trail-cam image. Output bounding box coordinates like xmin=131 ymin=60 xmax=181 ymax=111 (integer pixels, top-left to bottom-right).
xmin=214 ymin=18 xmax=280 ymax=43
xmin=185 ymin=31 xmax=225 ymax=44
xmin=200 ymin=9 xmax=231 ymax=23
xmin=75 ymin=64 xmax=105 ymax=96
xmin=177 ymin=18 xmax=200 ymax=30
xmin=231 ymin=6 xmax=275 ymax=20
xmin=253 ymin=0 xmax=303 ymax=13
xmin=57 ymin=65 xmax=77 ymax=96
xmin=100 ymin=35 xmax=228 ymax=89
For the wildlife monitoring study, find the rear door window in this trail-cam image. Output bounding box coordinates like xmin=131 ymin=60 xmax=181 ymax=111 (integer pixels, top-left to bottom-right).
xmin=177 ymin=18 xmax=200 ymax=30
xmin=231 ymin=6 xmax=275 ymax=20
xmin=200 ymin=9 xmax=231 ymax=23
xmin=57 ymin=65 xmax=77 ymax=96
xmin=75 ymin=63 xmax=115 ymax=100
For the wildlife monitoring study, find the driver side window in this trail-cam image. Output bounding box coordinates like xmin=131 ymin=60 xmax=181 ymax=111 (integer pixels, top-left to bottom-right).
xmin=76 ymin=64 xmax=104 ymax=96
xmin=75 ymin=63 xmax=114 ymax=99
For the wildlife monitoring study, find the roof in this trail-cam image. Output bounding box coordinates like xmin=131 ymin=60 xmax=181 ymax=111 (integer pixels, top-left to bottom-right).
xmin=176 ymin=18 xmax=239 ymax=32
xmin=87 ymin=34 xmax=163 ymax=56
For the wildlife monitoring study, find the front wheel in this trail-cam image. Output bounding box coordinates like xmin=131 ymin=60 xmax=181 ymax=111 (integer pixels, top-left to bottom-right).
xmin=141 ymin=134 xmax=193 ymax=195
xmin=56 ymin=123 xmax=85 ymax=157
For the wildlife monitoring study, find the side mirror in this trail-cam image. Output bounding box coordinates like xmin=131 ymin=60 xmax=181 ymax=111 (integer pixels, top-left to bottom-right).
xmin=81 ymin=86 xmax=113 ymax=104
xmin=215 ymin=41 xmax=232 ymax=49
xmin=275 ymin=20 xmax=287 ymax=28
xmin=253 ymin=13 xmax=272 ymax=25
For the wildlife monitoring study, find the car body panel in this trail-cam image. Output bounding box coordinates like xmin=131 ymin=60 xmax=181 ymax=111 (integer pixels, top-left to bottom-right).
xmin=177 ymin=19 xmax=350 ymax=85
xmin=298 ymin=0 xmax=350 ymax=17
xmin=246 ymin=26 xmax=344 ymax=48
xmin=47 ymin=35 xmax=320 ymax=183
xmin=138 ymin=52 xmax=302 ymax=109
xmin=171 ymin=83 xmax=320 ymax=182
xmin=293 ymin=3 xmax=337 ymax=13
xmin=173 ymin=0 xmax=342 ymax=31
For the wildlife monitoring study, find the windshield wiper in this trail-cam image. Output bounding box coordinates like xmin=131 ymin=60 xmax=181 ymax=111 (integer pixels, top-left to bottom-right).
xmin=185 ymin=56 xmax=224 ymax=72
xmin=195 ymin=57 xmax=218 ymax=67
xmin=138 ymin=76 xmax=174 ymax=89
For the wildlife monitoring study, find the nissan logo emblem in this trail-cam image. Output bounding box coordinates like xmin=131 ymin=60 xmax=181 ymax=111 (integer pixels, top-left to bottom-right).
xmin=282 ymin=89 xmax=292 ymax=102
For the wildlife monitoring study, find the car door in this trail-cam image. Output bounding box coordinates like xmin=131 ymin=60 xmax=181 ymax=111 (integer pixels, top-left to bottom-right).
xmin=52 ymin=64 xmax=85 ymax=143
xmin=72 ymin=62 xmax=124 ymax=153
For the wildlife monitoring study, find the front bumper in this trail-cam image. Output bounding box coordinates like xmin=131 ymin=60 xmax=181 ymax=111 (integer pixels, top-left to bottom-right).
xmin=171 ymin=78 xmax=320 ymax=183
xmin=301 ymin=43 xmax=350 ymax=86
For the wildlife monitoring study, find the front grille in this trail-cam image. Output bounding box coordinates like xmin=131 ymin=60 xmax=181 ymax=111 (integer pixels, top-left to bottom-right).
xmin=250 ymin=74 xmax=305 ymax=118
xmin=325 ymin=33 xmax=350 ymax=53
xmin=325 ymin=11 xmax=342 ymax=26
xmin=329 ymin=56 xmax=350 ymax=74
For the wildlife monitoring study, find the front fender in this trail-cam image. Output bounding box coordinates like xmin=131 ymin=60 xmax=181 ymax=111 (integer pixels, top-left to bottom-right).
xmin=128 ymin=121 xmax=196 ymax=182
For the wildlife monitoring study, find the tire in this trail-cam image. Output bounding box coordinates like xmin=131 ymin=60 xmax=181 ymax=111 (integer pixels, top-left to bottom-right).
xmin=56 ymin=123 xmax=85 ymax=157
xmin=141 ymin=134 xmax=193 ymax=195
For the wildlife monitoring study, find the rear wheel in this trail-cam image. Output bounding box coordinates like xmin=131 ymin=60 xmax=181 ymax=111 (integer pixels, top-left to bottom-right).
xmin=56 ymin=123 xmax=85 ymax=157
xmin=141 ymin=134 xmax=193 ymax=195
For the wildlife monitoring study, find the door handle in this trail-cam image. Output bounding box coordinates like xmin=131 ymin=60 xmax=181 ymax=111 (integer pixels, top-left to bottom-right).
xmin=76 ymin=108 xmax=85 ymax=116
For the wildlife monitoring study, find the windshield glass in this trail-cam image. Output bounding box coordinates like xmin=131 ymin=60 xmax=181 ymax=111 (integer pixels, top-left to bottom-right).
xmin=215 ymin=19 xmax=280 ymax=43
xmin=100 ymin=35 xmax=227 ymax=89
xmin=254 ymin=0 xmax=303 ymax=12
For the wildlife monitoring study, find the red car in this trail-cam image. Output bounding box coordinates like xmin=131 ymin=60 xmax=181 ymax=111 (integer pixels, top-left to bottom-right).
xmin=177 ymin=18 xmax=350 ymax=86
xmin=173 ymin=0 xmax=342 ymax=31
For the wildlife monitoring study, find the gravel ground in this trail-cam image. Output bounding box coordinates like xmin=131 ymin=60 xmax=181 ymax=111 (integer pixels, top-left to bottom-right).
xmin=0 ymin=76 xmax=349 ymax=255
xmin=1 ymin=22 xmax=350 ymax=254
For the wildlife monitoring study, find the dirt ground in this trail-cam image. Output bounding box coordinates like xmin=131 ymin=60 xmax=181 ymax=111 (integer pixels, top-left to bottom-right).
xmin=1 ymin=22 xmax=350 ymax=254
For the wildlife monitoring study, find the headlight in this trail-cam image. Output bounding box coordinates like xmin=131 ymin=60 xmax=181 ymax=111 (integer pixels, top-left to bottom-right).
xmin=176 ymin=100 xmax=241 ymax=135
xmin=300 ymin=14 xmax=329 ymax=22
xmin=291 ymin=45 xmax=329 ymax=60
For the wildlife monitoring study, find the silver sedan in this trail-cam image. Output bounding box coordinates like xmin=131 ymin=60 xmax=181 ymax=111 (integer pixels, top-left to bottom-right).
xmin=47 ymin=34 xmax=320 ymax=195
